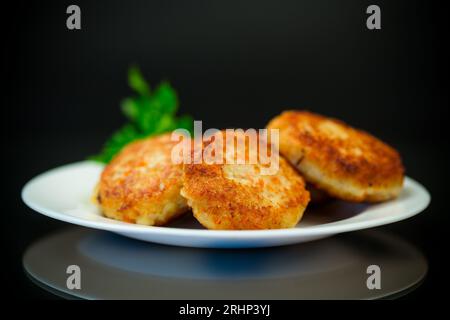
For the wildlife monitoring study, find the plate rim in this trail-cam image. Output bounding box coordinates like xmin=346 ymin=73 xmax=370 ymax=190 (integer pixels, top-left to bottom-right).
xmin=21 ymin=161 xmax=431 ymax=239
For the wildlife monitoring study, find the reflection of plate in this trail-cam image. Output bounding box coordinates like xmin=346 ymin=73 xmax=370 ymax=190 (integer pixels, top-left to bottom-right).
xmin=23 ymin=228 xmax=428 ymax=299
xmin=22 ymin=161 xmax=430 ymax=248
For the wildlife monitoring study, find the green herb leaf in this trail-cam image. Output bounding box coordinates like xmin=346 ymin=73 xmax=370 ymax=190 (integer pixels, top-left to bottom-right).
xmin=153 ymin=81 xmax=178 ymax=115
xmin=128 ymin=65 xmax=150 ymax=96
xmin=91 ymin=66 xmax=193 ymax=163
xmin=121 ymin=98 xmax=139 ymax=121
xmin=176 ymin=115 xmax=194 ymax=132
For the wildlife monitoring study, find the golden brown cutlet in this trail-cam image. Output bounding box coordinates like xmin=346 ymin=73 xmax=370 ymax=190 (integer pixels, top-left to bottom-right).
xmin=95 ymin=133 xmax=189 ymax=225
xmin=181 ymin=130 xmax=310 ymax=230
xmin=267 ymin=110 xmax=404 ymax=202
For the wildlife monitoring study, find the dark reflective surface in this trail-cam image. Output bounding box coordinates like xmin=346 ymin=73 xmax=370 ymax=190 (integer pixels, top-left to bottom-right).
xmin=23 ymin=227 xmax=427 ymax=299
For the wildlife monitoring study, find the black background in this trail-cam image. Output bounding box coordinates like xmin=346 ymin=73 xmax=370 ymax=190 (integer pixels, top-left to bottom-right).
xmin=3 ymin=0 xmax=449 ymax=299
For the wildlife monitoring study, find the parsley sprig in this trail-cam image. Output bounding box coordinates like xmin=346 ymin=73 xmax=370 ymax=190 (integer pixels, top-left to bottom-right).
xmin=90 ymin=66 xmax=193 ymax=163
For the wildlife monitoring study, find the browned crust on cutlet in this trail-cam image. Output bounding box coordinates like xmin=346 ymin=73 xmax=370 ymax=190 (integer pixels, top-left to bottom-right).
xmin=96 ymin=133 xmax=189 ymax=225
xmin=181 ymin=130 xmax=310 ymax=230
xmin=267 ymin=111 xmax=404 ymax=202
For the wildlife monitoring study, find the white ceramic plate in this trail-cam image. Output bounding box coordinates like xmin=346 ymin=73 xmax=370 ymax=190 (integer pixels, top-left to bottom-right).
xmin=22 ymin=161 xmax=430 ymax=248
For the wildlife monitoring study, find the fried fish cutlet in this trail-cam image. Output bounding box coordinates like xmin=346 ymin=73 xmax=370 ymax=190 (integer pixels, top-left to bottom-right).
xmin=181 ymin=130 xmax=310 ymax=230
xmin=95 ymin=133 xmax=189 ymax=225
xmin=267 ymin=111 xmax=404 ymax=202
